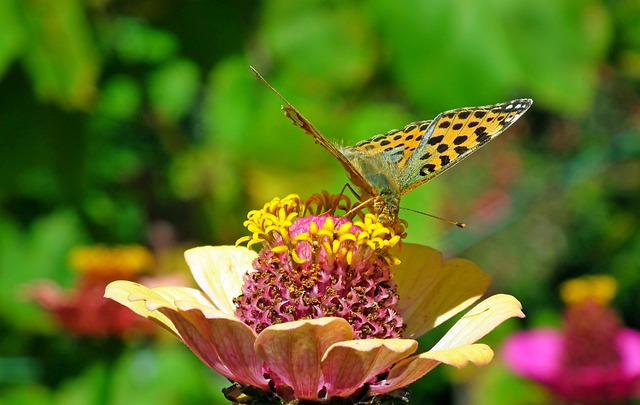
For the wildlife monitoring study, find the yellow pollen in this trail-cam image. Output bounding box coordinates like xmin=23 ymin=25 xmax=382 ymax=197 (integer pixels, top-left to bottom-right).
xmin=339 ymin=246 xmax=348 ymax=257
xmin=309 ymin=220 xmax=319 ymax=234
xmin=318 ymin=229 xmax=335 ymax=239
xmin=560 ymin=275 xmax=617 ymax=306
xmin=292 ymin=233 xmax=311 ymax=244
xmin=372 ymin=228 xmax=391 ymax=239
xmin=339 ymin=233 xmax=357 ymax=243
xmin=337 ymin=222 xmax=353 ymax=235
xmin=370 ymin=238 xmax=384 ymax=250
xmin=323 ymin=216 xmax=335 ymax=230
xmin=271 ymin=245 xmax=288 ymax=254
xmin=235 ymin=235 xmax=251 ymax=247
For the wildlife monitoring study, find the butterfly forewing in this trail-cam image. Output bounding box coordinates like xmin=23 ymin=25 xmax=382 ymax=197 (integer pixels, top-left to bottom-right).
xmin=397 ymin=98 xmax=532 ymax=195
xmin=348 ymin=120 xmax=432 ymax=168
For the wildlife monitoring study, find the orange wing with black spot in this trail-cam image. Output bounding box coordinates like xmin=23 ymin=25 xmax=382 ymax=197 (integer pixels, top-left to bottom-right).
xmin=347 ymin=120 xmax=432 ymax=168
xmin=397 ymin=99 xmax=532 ymax=194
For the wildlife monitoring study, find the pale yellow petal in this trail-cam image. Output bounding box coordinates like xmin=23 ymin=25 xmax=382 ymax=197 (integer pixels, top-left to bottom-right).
xmin=104 ymin=280 xmax=179 ymax=336
xmin=184 ymin=246 xmax=257 ymax=315
xmin=432 ymin=294 xmax=524 ymax=351
xmin=369 ymin=344 xmax=493 ymax=394
xmin=394 ymin=244 xmax=491 ymax=338
xmin=322 ymin=338 xmax=417 ymax=397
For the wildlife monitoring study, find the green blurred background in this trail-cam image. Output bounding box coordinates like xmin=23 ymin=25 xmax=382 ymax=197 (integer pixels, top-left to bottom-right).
xmin=1 ymin=0 xmax=639 ymax=404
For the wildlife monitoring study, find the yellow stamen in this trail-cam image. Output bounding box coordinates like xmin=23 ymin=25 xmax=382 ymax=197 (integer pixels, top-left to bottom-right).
xmin=235 ymin=193 xmax=404 ymax=266
xmin=271 ymin=245 xmax=288 ymax=254
xmin=291 ymin=249 xmax=306 ymax=264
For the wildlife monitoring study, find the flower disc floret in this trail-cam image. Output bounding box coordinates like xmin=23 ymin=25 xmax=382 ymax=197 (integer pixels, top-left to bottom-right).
xmin=234 ymin=195 xmax=406 ymax=339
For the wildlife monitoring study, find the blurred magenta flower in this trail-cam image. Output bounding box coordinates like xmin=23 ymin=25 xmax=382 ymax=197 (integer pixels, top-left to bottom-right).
xmin=30 ymin=245 xmax=164 ymax=337
xmin=106 ymin=194 xmax=523 ymax=404
xmin=503 ymin=275 xmax=640 ymax=404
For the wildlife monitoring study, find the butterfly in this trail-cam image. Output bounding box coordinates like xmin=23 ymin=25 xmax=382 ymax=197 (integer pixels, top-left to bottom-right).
xmin=251 ymin=67 xmax=532 ymax=226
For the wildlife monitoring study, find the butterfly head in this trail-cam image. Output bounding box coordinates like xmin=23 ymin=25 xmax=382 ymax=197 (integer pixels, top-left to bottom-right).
xmin=356 ymin=171 xmax=401 ymax=226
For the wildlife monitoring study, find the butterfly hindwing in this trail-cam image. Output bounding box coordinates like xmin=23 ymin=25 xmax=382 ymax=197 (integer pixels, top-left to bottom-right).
xmin=397 ymin=98 xmax=532 ymax=195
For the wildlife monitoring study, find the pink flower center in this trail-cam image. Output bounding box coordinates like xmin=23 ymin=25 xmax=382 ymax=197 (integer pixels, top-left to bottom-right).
xmin=233 ymin=215 xmax=405 ymax=339
xmin=561 ymin=300 xmax=622 ymax=369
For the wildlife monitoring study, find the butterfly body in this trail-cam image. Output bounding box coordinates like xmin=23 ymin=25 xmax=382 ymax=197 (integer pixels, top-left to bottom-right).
xmin=251 ymin=67 xmax=532 ymax=226
xmin=339 ymin=148 xmax=401 ymax=224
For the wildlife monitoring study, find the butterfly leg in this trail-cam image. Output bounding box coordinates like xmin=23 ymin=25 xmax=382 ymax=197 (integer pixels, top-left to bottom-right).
xmin=345 ymin=195 xmax=378 ymax=222
xmin=343 ymin=183 xmax=362 ymax=200
xmin=313 ymin=183 xmax=358 ymax=217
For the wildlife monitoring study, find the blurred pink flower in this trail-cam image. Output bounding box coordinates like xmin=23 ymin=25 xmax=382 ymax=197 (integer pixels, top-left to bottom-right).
xmin=106 ymin=194 xmax=523 ymax=403
xmin=503 ymin=275 xmax=640 ymax=404
xmin=29 ymin=245 xmax=179 ymax=337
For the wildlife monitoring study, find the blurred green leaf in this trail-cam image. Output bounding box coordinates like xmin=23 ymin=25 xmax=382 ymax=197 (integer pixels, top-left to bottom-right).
xmin=261 ymin=1 xmax=377 ymax=90
xmin=372 ymin=0 xmax=610 ymax=115
xmin=0 ymin=0 xmax=25 ymax=78
xmin=18 ymin=0 xmax=100 ymax=108
xmin=111 ymin=345 xmax=227 ymax=404
xmin=147 ymin=58 xmax=200 ymax=123
xmin=109 ymin=17 xmax=178 ymax=64
xmin=0 ymin=210 xmax=86 ymax=331
xmin=96 ymin=75 xmax=142 ymax=121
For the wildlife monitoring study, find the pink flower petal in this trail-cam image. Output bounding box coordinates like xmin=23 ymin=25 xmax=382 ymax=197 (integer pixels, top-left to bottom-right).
xmin=370 ymin=343 xmax=493 ymax=394
xmin=322 ymin=338 xmax=417 ymax=397
xmin=185 ymin=246 xmax=257 ymax=315
xmin=27 ymin=280 xmax=66 ymax=310
xmin=502 ymin=329 xmax=562 ymax=382
xmin=394 ymin=243 xmax=491 ymax=338
xmin=503 ymin=328 xmax=640 ymax=401
xmin=105 ymin=280 xmax=268 ymax=389
xmin=159 ymin=307 xmax=268 ymax=390
xmin=619 ymin=329 xmax=640 ymax=377
xmin=255 ymin=317 xmax=354 ymax=401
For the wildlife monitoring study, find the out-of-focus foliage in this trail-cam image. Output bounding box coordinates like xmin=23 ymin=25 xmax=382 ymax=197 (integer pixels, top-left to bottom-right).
xmin=0 ymin=0 xmax=639 ymax=404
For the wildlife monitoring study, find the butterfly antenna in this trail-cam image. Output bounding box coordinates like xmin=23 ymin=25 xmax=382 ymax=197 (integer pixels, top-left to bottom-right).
xmin=249 ymin=66 xmax=328 ymax=142
xmin=400 ymin=207 xmax=466 ymax=229
xmin=250 ymin=66 xmax=294 ymax=107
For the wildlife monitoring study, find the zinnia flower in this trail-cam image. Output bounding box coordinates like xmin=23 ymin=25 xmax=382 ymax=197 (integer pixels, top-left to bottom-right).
xmin=29 ymin=245 xmax=158 ymax=337
xmin=502 ymin=275 xmax=640 ymax=404
xmin=105 ymin=193 xmax=523 ymax=404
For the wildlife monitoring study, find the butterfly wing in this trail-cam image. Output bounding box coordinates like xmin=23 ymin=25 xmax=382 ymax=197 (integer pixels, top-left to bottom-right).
xmin=397 ymin=98 xmax=533 ymax=195
xmin=250 ymin=67 xmax=375 ymax=195
xmin=345 ymin=120 xmax=433 ymax=168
